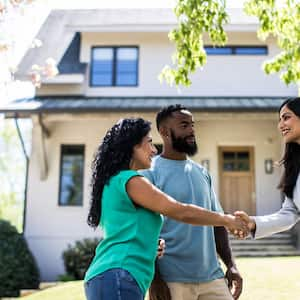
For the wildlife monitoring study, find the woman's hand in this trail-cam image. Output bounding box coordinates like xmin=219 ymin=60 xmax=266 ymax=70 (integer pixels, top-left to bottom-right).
xmin=157 ymin=238 xmax=166 ymax=259
xmin=234 ymin=211 xmax=256 ymax=234
xmin=224 ymin=214 xmax=249 ymax=239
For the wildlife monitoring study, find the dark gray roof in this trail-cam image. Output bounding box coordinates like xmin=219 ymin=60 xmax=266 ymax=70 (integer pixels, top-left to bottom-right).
xmin=0 ymin=97 xmax=286 ymax=116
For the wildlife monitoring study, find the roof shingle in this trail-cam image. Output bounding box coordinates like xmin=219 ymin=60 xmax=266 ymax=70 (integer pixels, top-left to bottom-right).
xmin=0 ymin=96 xmax=286 ymax=115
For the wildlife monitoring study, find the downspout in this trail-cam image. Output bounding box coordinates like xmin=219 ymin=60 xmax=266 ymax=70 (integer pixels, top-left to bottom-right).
xmin=14 ymin=115 xmax=29 ymax=234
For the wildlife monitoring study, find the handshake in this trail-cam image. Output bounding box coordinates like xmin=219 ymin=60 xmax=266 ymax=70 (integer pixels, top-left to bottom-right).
xmin=224 ymin=211 xmax=256 ymax=239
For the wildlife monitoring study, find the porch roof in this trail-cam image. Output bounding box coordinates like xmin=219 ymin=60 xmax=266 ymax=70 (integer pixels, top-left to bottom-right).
xmin=0 ymin=96 xmax=286 ymax=116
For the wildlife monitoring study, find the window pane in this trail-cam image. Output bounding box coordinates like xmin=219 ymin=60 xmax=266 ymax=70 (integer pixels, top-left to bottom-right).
xmin=117 ymin=61 xmax=137 ymax=72
xmin=223 ymin=162 xmax=235 ymax=171
xmin=117 ymin=74 xmax=137 ymax=85
xmin=237 ymin=161 xmax=250 ymax=171
xmin=223 ymin=152 xmax=235 ymax=160
xmin=93 ymin=48 xmax=113 ymax=60
xmin=117 ymin=48 xmax=138 ymax=60
xmin=237 ymin=151 xmax=250 ymax=171
xmin=59 ymin=146 xmax=84 ymax=206
xmin=93 ymin=61 xmax=113 ymax=73
xmin=91 ymin=48 xmax=113 ymax=86
xmin=235 ymin=47 xmax=267 ymax=55
xmin=205 ymin=47 xmax=232 ymax=55
xmin=91 ymin=74 xmax=112 ymax=86
xmin=116 ymin=48 xmax=138 ymax=86
xmin=237 ymin=152 xmax=249 ymax=159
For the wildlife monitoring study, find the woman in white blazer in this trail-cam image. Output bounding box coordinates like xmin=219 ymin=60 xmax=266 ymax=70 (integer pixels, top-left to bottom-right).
xmin=236 ymin=97 xmax=300 ymax=238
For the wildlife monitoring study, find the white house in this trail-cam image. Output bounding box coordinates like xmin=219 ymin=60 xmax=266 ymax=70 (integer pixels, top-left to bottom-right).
xmin=0 ymin=8 xmax=298 ymax=281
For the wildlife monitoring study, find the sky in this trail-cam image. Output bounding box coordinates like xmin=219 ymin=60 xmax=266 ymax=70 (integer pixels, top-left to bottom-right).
xmin=49 ymin=0 xmax=245 ymax=9
xmin=0 ymin=0 xmax=246 ymax=103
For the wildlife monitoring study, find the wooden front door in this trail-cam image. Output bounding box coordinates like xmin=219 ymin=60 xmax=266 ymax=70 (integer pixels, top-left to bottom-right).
xmin=218 ymin=147 xmax=255 ymax=214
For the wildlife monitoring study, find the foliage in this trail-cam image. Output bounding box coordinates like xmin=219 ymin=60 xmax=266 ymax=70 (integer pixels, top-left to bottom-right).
xmin=0 ymin=219 xmax=40 ymax=297
xmin=0 ymin=119 xmax=27 ymax=232
xmin=61 ymin=238 xmax=101 ymax=280
xmin=244 ymin=0 xmax=300 ymax=88
xmin=57 ymin=273 xmax=76 ymax=282
xmin=161 ymin=0 xmax=300 ymax=92
xmin=160 ymin=0 xmax=229 ymax=86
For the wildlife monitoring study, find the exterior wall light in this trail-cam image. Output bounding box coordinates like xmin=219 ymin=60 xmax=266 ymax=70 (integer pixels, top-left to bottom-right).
xmin=264 ymin=159 xmax=273 ymax=174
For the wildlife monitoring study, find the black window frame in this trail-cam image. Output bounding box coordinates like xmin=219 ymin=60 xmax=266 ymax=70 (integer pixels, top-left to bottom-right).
xmin=58 ymin=144 xmax=85 ymax=207
xmin=204 ymin=45 xmax=268 ymax=56
xmin=90 ymin=46 xmax=139 ymax=87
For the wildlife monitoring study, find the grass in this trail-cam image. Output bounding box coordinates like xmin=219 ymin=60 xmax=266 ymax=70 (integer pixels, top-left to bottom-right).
xmin=236 ymin=257 xmax=300 ymax=300
xmin=21 ymin=257 xmax=300 ymax=300
xmin=21 ymin=281 xmax=84 ymax=300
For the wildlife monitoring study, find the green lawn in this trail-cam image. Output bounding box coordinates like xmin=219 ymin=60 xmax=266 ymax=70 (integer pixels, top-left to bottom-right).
xmin=22 ymin=257 xmax=300 ymax=300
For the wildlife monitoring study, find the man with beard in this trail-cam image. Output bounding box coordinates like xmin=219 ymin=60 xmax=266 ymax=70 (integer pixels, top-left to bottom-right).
xmin=141 ymin=104 xmax=243 ymax=300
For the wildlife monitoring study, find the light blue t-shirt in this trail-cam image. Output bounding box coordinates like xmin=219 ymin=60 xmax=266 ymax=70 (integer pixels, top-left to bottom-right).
xmin=140 ymin=156 xmax=224 ymax=283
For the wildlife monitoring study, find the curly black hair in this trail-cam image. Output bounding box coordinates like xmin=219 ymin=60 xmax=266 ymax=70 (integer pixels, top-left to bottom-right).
xmin=156 ymin=104 xmax=187 ymax=130
xmin=87 ymin=118 xmax=151 ymax=229
xmin=278 ymin=97 xmax=300 ymax=199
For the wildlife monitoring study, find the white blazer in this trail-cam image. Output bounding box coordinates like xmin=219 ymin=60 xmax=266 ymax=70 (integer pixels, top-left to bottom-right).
xmin=253 ymin=173 xmax=300 ymax=239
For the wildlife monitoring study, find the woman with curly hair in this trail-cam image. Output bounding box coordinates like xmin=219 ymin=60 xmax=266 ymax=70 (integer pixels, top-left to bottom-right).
xmin=84 ymin=118 xmax=246 ymax=300
xmin=235 ymin=97 xmax=300 ymax=238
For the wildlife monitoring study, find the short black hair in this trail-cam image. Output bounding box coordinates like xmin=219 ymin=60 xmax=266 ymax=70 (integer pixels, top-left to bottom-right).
xmin=156 ymin=104 xmax=187 ymax=130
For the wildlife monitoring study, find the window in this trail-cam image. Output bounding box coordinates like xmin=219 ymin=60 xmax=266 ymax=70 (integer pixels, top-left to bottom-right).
xmin=59 ymin=145 xmax=84 ymax=206
xmin=205 ymin=46 xmax=268 ymax=55
xmin=222 ymin=151 xmax=250 ymax=172
xmin=91 ymin=47 xmax=138 ymax=86
xmin=205 ymin=47 xmax=232 ymax=55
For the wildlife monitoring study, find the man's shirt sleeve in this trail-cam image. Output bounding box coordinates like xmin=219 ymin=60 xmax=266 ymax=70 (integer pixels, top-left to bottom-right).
xmin=138 ymin=169 xmax=155 ymax=184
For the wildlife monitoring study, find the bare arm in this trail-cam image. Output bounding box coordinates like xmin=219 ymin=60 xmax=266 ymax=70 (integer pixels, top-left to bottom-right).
xmin=126 ymin=176 xmax=246 ymax=231
xmin=214 ymin=227 xmax=243 ymax=300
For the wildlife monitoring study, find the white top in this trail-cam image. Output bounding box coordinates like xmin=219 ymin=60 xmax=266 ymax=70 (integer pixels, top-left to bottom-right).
xmin=254 ymin=173 xmax=300 ymax=239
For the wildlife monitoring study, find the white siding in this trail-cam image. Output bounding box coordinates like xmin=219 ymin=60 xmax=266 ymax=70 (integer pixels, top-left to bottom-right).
xmin=79 ymin=32 xmax=296 ymax=97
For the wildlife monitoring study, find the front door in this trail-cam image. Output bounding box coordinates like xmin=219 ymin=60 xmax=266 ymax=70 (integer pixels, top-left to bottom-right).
xmin=218 ymin=146 xmax=255 ymax=214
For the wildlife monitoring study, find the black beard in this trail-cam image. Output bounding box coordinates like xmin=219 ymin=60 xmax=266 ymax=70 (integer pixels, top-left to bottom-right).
xmin=170 ymin=130 xmax=198 ymax=156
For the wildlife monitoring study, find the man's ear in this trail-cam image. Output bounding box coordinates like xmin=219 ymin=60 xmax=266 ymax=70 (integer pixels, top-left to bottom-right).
xmin=159 ymin=126 xmax=169 ymax=138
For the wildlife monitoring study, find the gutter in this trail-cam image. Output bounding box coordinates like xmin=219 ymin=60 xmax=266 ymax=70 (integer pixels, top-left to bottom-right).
xmin=14 ymin=115 xmax=29 ymax=234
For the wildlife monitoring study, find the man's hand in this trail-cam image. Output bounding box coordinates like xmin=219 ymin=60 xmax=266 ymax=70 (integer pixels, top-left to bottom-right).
xmin=225 ymin=265 xmax=243 ymax=300
xmin=157 ymin=238 xmax=166 ymax=259
xmin=225 ymin=214 xmax=249 ymax=239
xmin=234 ymin=211 xmax=256 ymax=236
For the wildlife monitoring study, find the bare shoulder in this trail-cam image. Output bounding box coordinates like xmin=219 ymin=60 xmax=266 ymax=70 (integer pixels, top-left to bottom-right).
xmin=126 ymin=175 xmax=153 ymax=193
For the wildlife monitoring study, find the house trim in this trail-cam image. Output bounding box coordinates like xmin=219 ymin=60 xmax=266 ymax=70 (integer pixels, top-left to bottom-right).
xmin=0 ymin=97 xmax=286 ymax=117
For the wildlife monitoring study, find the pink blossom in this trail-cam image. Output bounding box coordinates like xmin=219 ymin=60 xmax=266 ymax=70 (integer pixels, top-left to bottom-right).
xmin=0 ymin=1 xmax=6 ymax=14
xmin=44 ymin=58 xmax=59 ymax=78
xmin=30 ymin=72 xmax=41 ymax=88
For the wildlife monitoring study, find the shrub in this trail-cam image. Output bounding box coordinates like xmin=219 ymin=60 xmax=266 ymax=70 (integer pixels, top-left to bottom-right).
xmin=57 ymin=273 xmax=76 ymax=282
xmin=62 ymin=237 xmax=101 ymax=280
xmin=0 ymin=219 xmax=40 ymax=297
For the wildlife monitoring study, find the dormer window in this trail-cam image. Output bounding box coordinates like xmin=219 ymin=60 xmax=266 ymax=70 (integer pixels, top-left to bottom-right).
xmin=205 ymin=46 xmax=268 ymax=55
xmin=90 ymin=46 xmax=139 ymax=87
